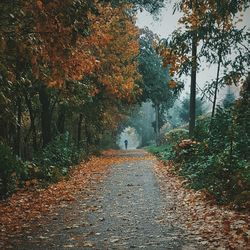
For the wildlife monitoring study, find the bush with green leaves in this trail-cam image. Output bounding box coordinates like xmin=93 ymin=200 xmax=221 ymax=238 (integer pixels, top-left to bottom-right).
xmin=35 ymin=132 xmax=85 ymax=182
xmin=149 ymin=93 xmax=250 ymax=207
xmin=193 ymin=115 xmax=210 ymax=141
xmin=173 ymin=140 xmax=248 ymax=202
xmin=0 ymin=142 xmax=28 ymax=198
xmin=164 ymin=128 xmax=189 ymax=145
xmin=172 ymin=102 xmax=250 ymax=206
xmin=147 ymin=144 xmax=173 ymax=161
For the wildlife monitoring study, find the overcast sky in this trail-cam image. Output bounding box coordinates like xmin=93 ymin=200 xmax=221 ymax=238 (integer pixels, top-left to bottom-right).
xmin=136 ymin=3 xmax=250 ymax=102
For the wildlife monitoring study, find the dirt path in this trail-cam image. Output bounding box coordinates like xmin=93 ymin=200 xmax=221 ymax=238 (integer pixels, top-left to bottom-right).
xmin=10 ymin=150 xmax=203 ymax=249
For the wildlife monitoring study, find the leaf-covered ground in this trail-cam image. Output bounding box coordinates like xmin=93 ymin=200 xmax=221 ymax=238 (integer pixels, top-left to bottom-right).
xmin=154 ymin=161 xmax=250 ymax=249
xmin=0 ymin=150 xmax=249 ymax=249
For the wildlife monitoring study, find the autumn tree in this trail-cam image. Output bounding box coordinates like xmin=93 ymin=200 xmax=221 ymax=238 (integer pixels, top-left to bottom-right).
xmin=89 ymin=3 xmax=141 ymax=101
xmin=102 ymin=0 xmax=165 ymax=13
xmin=0 ymin=0 xmax=145 ymax=196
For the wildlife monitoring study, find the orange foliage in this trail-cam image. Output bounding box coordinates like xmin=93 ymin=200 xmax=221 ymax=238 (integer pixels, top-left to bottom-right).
xmin=179 ymin=0 xmax=243 ymax=32
xmin=89 ymin=3 xmax=141 ymax=100
xmin=160 ymin=46 xmax=188 ymax=77
xmin=24 ymin=1 xmax=141 ymax=101
xmin=168 ymin=79 xmax=177 ymax=89
xmin=27 ymin=0 xmax=104 ymax=87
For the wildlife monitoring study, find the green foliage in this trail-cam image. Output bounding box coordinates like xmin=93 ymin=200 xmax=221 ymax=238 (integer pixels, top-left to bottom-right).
xmin=173 ymin=98 xmax=250 ymax=205
xmin=174 ymin=140 xmax=250 ymax=204
xmin=103 ymin=0 xmax=165 ymax=13
xmin=148 ymin=77 xmax=250 ymax=208
xmin=0 ymin=143 xmax=28 ymax=198
xmin=137 ymin=28 xmax=182 ymax=144
xmin=147 ymin=144 xmax=173 ymax=162
xmin=167 ymin=102 xmax=183 ymax=128
xmin=99 ymin=132 xmax=119 ymax=150
xmin=138 ymin=28 xmax=179 ymax=108
xmin=164 ymin=128 xmax=189 ymax=145
xmin=35 ymin=133 xmax=85 ymax=182
xmin=193 ymin=115 xmax=210 ymax=141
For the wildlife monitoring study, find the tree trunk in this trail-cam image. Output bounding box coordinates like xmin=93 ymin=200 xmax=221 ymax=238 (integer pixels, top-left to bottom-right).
xmin=57 ymin=107 xmax=66 ymax=134
xmin=77 ymin=113 xmax=83 ymax=148
xmin=155 ymin=103 xmax=160 ymax=145
xmin=189 ymin=30 xmax=197 ymax=138
xmin=0 ymin=119 xmax=8 ymax=142
xmin=24 ymin=91 xmax=37 ymax=152
xmin=31 ymin=117 xmax=37 ymax=152
xmin=141 ymin=131 xmax=146 ymax=147
xmin=211 ymin=55 xmax=222 ymax=118
xmin=39 ymin=84 xmax=52 ymax=147
xmin=14 ymin=44 xmax=22 ymax=156
xmin=84 ymin=121 xmax=90 ymax=155
xmin=15 ymin=97 xmax=22 ymax=156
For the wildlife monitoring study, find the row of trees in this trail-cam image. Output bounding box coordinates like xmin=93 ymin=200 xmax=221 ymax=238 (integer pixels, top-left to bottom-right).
xmin=1 ymin=0 xmax=248 ymax=154
xmin=127 ymin=0 xmax=249 ymax=145
xmin=0 ymin=0 xmax=165 ymax=159
xmin=1 ymin=0 xmax=169 ymax=197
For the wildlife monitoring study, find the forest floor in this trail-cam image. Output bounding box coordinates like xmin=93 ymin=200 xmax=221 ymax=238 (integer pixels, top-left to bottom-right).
xmin=0 ymin=150 xmax=249 ymax=249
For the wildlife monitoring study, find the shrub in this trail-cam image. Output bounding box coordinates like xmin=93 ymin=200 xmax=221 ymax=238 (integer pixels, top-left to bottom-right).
xmin=164 ymin=128 xmax=189 ymax=145
xmin=147 ymin=144 xmax=173 ymax=161
xmin=35 ymin=132 xmax=85 ymax=182
xmin=171 ymin=104 xmax=250 ymax=206
xmin=178 ymin=148 xmax=250 ymax=204
xmin=194 ymin=115 xmax=210 ymax=141
xmin=100 ymin=133 xmax=119 ymax=150
xmin=150 ymin=100 xmax=250 ymax=208
xmin=0 ymin=142 xmax=28 ymax=198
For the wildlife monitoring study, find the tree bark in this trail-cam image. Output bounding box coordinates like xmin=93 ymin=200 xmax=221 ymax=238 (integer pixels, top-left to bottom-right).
xmin=155 ymin=103 xmax=160 ymax=145
xmin=14 ymin=44 xmax=22 ymax=156
xmin=14 ymin=97 xmax=22 ymax=156
xmin=0 ymin=119 xmax=8 ymax=142
xmin=23 ymin=90 xmax=37 ymax=152
xmin=39 ymin=83 xmax=52 ymax=147
xmin=189 ymin=30 xmax=197 ymax=138
xmin=57 ymin=107 xmax=66 ymax=134
xmin=84 ymin=121 xmax=90 ymax=155
xmin=77 ymin=113 xmax=83 ymax=148
xmin=211 ymin=54 xmax=222 ymax=118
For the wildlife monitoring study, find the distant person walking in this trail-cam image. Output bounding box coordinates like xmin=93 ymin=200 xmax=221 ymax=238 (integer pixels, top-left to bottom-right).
xmin=124 ymin=139 xmax=128 ymax=150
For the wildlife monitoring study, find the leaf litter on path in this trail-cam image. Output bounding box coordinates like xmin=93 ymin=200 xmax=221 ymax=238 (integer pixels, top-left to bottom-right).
xmin=153 ymin=158 xmax=250 ymax=249
xmin=2 ymin=149 xmax=246 ymax=249
xmin=0 ymin=150 xmax=153 ymax=248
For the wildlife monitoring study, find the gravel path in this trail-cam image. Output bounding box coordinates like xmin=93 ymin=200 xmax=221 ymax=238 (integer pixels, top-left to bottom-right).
xmin=13 ymin=150 xmax=203 ymax=250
